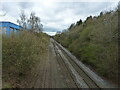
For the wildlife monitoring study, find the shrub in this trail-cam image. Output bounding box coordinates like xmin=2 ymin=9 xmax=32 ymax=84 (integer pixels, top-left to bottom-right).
xmin=2 ymin=31 xmax=49 ymax=87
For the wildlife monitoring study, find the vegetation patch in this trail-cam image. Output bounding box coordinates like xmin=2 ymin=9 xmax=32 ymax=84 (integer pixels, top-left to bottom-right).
xmin=2 ymin=31 xmax=49 ymax=88
xmin=54 ymin=9 xmax=118 ymax=84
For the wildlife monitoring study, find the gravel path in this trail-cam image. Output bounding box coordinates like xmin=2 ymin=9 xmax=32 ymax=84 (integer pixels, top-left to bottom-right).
xmin=25 ymin=40 xmax=77 ymax=88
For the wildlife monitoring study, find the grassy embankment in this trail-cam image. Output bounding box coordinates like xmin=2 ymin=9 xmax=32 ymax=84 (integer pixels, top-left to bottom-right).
xmin=2 ymin=31 xmax=49 ymax=88
xmin=54 ymin=10 xmax=118 ymax=84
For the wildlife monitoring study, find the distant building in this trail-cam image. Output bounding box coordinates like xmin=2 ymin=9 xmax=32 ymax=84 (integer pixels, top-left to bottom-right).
xmin=0 ymin=21 xmax=22 ymax=35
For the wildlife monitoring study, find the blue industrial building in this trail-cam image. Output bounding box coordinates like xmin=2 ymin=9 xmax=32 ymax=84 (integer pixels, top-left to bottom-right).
xmin=0 ymin=21 xmax=21 ymax=35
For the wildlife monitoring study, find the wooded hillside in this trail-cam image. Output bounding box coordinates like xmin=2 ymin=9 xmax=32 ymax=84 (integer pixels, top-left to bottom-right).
xmin=54 ymin=9 xmax=118 ymax=84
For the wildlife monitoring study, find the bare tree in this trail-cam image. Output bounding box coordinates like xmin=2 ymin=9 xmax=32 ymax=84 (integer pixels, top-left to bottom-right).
xmin=27 ymin=12 xmax=43 ymax=32
xmin=17 ymin=11 xmax=43 ymax=32
xmin=17 ymin=10 xmax=27 ymax=30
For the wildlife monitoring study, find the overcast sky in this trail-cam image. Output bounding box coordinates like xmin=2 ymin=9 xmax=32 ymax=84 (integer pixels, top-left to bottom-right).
xmin=0 ymin=0 xmax=119 ymax=35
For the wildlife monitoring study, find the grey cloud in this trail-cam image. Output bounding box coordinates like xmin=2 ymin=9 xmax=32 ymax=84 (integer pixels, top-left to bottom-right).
xmin=36 ymin=2 xmax=118 ymax=31
xmin=43 ymin=27 xmax=61 ymax=32
xmin=0 ymin=1 xmax=118 ymax=35
xmin=18 ymin=2 xmax=34 ymax=9
xmin=55 ymin=2 xmax=113 ymax=16
xmin=1 ymin=2 xmax=20 ymax=18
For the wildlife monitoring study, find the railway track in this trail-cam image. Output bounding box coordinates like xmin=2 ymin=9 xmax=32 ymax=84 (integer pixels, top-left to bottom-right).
xmin=52 ymin=38 xmax=114 ymax=89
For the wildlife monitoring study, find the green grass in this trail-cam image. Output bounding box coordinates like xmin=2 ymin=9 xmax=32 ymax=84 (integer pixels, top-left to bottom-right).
xmin=2 ymin=31 xmax=49 ymax=88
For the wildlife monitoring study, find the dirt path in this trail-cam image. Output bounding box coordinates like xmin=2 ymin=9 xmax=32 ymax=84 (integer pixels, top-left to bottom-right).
xmin=25 ymin=40 xmax=77 ymax=88
xmin=21 ymin=39 xmax=115 ymax=88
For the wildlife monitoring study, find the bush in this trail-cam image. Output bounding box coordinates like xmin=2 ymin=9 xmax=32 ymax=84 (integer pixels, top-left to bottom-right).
xmin=2 ymin=31 xmax=49 ymax=87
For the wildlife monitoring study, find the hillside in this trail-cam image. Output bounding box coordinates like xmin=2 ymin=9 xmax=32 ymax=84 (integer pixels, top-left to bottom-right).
xmin=54 ymin=9 xmax=118 ymax=84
